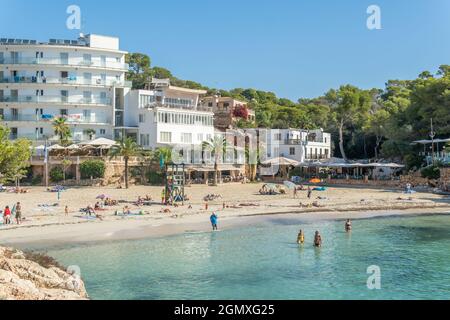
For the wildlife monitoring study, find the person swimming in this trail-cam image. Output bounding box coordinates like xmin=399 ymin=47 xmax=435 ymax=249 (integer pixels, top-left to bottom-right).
xmin=345 ymin=219 xmax=352 ymax=232
xmin=314 ymin=231 xmax=322 ymax=247
xmin=297 ymin=230 xmax=305 ymax=244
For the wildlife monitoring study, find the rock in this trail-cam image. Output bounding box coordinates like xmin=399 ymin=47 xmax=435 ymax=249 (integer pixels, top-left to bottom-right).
xmin=0 ymin=247 xmax=88 ymax=300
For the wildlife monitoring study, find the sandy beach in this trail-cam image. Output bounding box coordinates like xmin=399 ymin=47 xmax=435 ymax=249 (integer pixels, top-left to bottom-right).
xmin=0 ymin=183 xmax=449 ymax=248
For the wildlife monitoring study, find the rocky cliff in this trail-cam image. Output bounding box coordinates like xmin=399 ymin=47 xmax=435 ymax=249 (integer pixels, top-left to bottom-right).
xmin=0 ymin=247 xmax=88 ymax=300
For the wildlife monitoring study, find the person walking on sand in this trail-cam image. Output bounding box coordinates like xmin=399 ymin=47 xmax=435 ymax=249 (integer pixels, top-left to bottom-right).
xmin=314 ymin=231 xmax=322 ymax=247
xmin=307 ymin=186 xmax=313 ymax=199
xmin=210 ymin=212 xmax=218 ymax=231
xmin=65 ymin=205 xmax=69 ymax=216
xmin=3 ymin=206 xmax=11 ymax=225
xmin=15 ymin=202 xmax=22 ymax=225
xmin=293 ymin=187 xmax=298 ymax=199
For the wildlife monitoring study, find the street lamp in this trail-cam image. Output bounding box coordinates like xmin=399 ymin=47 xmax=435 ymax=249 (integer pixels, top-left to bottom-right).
xmin=430 ymin=118 xmax=436 ymax=165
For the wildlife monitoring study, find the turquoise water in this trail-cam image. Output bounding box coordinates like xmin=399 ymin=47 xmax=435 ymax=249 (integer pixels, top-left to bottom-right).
xmin=47 ymin=214 xmax=450 ymax=300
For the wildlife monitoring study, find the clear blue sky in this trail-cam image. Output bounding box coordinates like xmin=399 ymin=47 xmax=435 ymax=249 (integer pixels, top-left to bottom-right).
xmin=1 ymin=0 xmax=449 ymax=100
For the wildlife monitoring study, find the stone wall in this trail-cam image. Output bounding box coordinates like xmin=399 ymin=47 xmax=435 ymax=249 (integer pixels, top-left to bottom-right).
xmin=440 ymin=167 xmax=450 ymax=191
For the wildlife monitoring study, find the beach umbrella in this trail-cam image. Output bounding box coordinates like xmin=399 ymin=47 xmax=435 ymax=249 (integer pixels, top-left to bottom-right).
xmin=309 ymin=178 xmax=321 ymax=184
xmin=283 ymin=181 xmax=296 ymax=190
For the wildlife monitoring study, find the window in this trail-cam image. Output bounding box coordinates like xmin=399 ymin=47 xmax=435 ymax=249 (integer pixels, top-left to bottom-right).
xmin=274 ymin=133 xmax=282 ymax=141
xmin=83 ymin=91 xmax=92 ymax=103
xmin=100 ymin=129 xmax=106 ymax=135
xmin=100 ymin=55 xmax=106 ymax=67
xmin=60 ymin=53 xmax=69 ymax=65
xmin=181 ymin=133 xmax=192 ymax=144
xmin=61 ymin=90 xmax=68 ymax=102
xmin=60 ymin=71 xmax=69 ymax=79
xmin=290 ymin=148 xmax=295 ymax=156
xmin=197 ymin=133 xmax=204 ymax=142
xmin=60 ymin=109 xmax=68 ymax=116
xmin=83 ymin=54 xmax=92 ymax=65
xmin=140 ymin=95 xmax=156 ymax=108
xmin=83 ymin=110 xmax=91 ymax=120
xmin=160 ymin=132 xmax=172 ymax=143
xmin=140 ymin=134 xmax=150 ymax=146
xmin=139 ymin=114 xmax=145 ymax=123
xmin=206 ymin=134 xmax=212 ymax=141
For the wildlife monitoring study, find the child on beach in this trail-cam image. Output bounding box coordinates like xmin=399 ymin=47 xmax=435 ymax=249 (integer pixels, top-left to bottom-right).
xmin=3 ymin=206 xmax=11 ymax=225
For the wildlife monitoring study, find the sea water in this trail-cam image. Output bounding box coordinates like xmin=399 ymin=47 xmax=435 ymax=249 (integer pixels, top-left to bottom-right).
xmin=47 ymin=214 xmax=450 ymax=300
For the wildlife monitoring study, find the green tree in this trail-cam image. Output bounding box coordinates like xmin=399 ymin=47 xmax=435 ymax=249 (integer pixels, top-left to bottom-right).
xmin=126 ymin=53 xmax=152 ymax=89
xmin=109 ymin=138 xmax=142 ymax=189
xmin=61 ymin=158 xmax=72 ymax=183
xmin=326 ymin=85 xmax=371 ymax=161
xmin=0 ymin=125 xmax=32 ymax=184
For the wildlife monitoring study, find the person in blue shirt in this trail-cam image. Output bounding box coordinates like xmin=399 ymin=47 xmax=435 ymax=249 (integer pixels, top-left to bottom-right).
xmin=210 ymin=212 xmax=218 ymax=231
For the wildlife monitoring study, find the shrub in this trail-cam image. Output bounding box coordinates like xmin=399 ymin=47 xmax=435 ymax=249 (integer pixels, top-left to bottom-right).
xmin=146 ymin=171 xmax=164 ymax=185
xmin=31 ymin=175 xmax=42 ymax=186
xmin=421 ymin=165 xmax=440 ymax=180
xmin=49 ymin=167 xmax=64 ymax=182
xmin=80 ymin=160 xmax=105 ymax=179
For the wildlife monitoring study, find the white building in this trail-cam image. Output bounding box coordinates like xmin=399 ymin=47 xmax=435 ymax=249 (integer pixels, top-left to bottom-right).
xmin=265 ymin=129 xmax=332 ymax=162
xmin=124 ymin=79 xmax=215 ymax=153
xmin=0 ymin=34 xmax=130 ymax=143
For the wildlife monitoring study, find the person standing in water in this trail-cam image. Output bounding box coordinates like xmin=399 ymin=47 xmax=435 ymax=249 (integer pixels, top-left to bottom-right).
xmin=345 ymin=219 xmax=352 ymax=232
xmin=314 ymin=231 xmax=322 ymax=247
xmin=210 ymin=212 xmax=218 ymax=231
xmin=297 ymin=230 xmax=305 ymax=244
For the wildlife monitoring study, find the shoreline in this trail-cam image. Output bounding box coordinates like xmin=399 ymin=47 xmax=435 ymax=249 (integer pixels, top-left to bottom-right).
xmin=0 ymin=183 xmax=449 ymax=249
xmin=6 ymin=207 xmax=450 ymax=250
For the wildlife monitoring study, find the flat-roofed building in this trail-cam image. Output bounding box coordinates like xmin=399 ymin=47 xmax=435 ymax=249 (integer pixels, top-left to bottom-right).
xmin=0 ymin=34 xmax=130 ymax=143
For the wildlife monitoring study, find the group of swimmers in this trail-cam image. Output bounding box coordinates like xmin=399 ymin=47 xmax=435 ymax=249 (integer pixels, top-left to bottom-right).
xmin=297 ymin=219 xmax=353 ymax=247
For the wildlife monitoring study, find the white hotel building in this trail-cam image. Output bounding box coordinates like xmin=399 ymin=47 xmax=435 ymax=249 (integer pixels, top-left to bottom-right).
xmin=0 ymin=34 xmax=130 ymax=143
xmin=124 ymin=79 xmax=215 ymax=152
xmin=266 ymin=129 xmax=331 ymax=163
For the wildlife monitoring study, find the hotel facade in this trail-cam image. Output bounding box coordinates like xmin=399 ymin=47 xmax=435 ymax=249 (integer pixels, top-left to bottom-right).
xmin=0 ymin=34 xmax=130 ymax=143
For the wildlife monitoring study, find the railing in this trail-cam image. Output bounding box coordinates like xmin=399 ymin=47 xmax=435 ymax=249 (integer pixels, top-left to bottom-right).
xmin=0 ymin=57 xmax=129 ymax=70
xmin=284 ymin=139 xmax=327 ymax=145
xmin=0 ymin=95 xmax=112 ymax=105
xmin=1 ymin=114 xmax=111 ymax=124
xmin=0 ymin=77 xmax=131 ymax=87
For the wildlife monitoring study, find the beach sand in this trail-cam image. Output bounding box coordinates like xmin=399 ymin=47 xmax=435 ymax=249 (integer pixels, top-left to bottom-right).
xmin=0 ymin=183 xmax=449 ymax=247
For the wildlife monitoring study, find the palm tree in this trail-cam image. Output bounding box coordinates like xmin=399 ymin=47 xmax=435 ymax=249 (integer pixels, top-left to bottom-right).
xmin=202 ymin=136 xmax=227 ymax=186
xmin=52 ymin=117 xmax=71 ymax=145
xmin=245 ymin=144 xmax=265 ymax=181
xmin=84 ymin=129 xmax=96 ymax=141
xmin=61 ymin=158 xmax=72 ymax=184
xmin=109 ymin=138 xmax=142 ymax=189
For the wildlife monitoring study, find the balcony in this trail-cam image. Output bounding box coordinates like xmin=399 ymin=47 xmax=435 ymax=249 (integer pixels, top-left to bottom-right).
xmin=0 ymin=95 xmax=112 ymax=106
xmin=0 ymin=76 xmax=132 ymax=87
xmin=1 ymin=114 xmax=111 ymax=124
xmin=0 ymin=57 xmax=129 ymax=71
